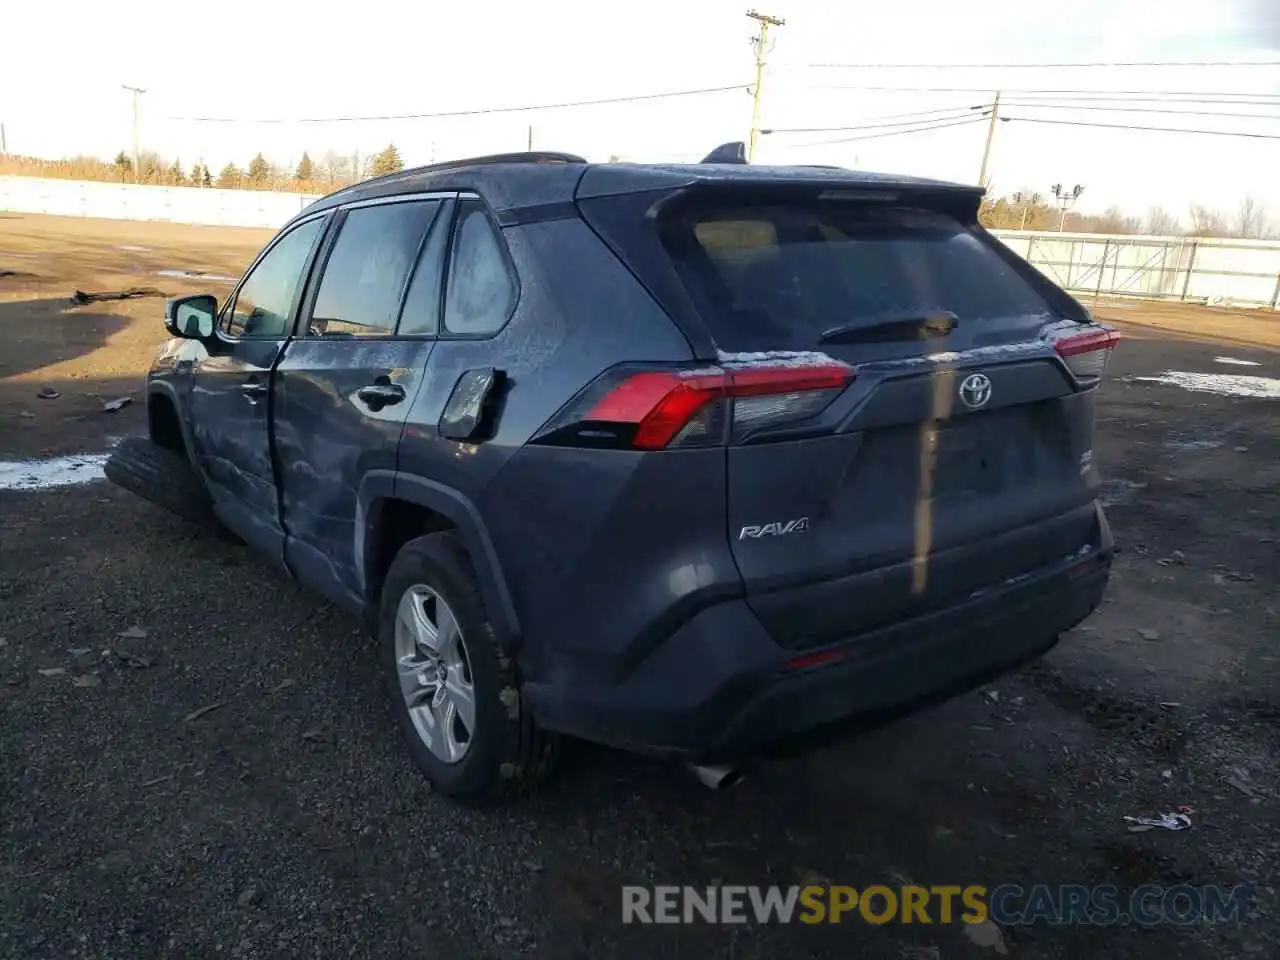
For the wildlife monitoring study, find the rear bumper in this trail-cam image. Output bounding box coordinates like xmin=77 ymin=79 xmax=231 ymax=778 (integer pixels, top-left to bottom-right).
xmin=525 ymin=515 xmax=1112 ymax=761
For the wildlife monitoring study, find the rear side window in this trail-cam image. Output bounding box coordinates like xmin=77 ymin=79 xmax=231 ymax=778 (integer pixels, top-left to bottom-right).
xmin=664 ymin=203 xmax=1054 ymax=351
xmin=309 ymin=200 xmax=441 ymax=337
xmin=443 ymin=199 xmax=516 ymax=336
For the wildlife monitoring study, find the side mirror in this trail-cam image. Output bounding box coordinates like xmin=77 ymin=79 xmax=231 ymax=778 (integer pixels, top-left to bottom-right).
xmin=164 ymin=294 xmax=218 ymax=339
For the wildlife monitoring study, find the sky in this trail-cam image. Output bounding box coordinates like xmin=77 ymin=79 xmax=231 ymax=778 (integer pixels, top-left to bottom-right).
xmin=2 ymin=0 xmax=1279 ymax=223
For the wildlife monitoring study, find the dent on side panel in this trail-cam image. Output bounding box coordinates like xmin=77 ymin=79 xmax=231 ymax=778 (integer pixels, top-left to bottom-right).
xmin=273 ymin=338 xmax=435 ymax=596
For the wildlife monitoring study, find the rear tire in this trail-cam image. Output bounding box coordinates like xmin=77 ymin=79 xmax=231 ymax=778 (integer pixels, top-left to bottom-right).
xmin=105 ymin=436 xmax=225 ymax=533
xmin=379 ymin=531 xmax=556 ymax=803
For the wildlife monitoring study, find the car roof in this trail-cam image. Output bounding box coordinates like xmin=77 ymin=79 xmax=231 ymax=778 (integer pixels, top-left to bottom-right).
xmin=290 ymin=151 xmax=983 ymax=228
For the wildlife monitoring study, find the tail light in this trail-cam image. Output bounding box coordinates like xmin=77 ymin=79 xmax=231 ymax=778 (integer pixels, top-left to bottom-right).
xmin=1054 ymin=327 xmax=1120 ymax=380
xmin=533 ymin=360 xmax=854 ymax=450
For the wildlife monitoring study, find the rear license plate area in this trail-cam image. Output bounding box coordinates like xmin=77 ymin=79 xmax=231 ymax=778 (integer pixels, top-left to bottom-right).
xmin=930 ymin=420 xmax=999 ymax=496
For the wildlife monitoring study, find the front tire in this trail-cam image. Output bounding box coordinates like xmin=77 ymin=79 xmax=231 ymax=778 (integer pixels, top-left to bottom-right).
xmin=379 ymin=531 xmax=556 ymax=803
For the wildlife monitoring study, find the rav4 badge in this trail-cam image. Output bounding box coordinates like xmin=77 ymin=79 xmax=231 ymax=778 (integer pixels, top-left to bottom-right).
xmin=739 ymin=518 xmax=810 ymax=540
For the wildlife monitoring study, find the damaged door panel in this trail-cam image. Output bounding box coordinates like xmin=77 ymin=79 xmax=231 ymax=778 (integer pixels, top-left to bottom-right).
xmin=274 ymin=197 xmax=450 ymax=607
xmin=188 ymin=216 xmax=326 ymax=559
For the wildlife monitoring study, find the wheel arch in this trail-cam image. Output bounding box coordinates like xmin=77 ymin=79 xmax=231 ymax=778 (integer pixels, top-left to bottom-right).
xmin=357 ymin=470 xmax=521 ymax=651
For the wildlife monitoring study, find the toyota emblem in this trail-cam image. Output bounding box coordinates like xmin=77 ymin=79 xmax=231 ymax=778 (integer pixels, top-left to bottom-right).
xmin=959 ymin=373 xmax=992 ymax=409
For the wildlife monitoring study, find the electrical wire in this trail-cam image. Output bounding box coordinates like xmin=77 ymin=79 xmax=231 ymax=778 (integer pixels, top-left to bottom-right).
xmin=792 ymin=116 xmax=988 ymax=148
xmin=807 ymin=84 xmax=1280 ymax=98
xmin=764 ymin=105 xmax=991 ymax=135
xmin=804 ymin=59 xmax=1280 ymax=69
xmin=1000 ymin=102 xmax=1280 ymax=121
xmin=1000 ymin=116 xmax=1280 ymax=140
xmin=165 ymin=84 xmax=747 ymax=123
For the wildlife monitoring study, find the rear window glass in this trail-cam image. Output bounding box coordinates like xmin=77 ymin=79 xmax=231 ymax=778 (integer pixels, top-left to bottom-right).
xmin=664 ymin=204 xmax=1054 ymax=351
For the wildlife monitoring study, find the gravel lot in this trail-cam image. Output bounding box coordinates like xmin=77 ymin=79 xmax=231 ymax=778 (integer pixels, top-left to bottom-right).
xmin=2 ymin=213 xmax=1277 ymax=959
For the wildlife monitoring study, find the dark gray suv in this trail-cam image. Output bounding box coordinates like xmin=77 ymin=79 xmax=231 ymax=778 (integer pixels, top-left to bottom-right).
xmin=107 ymin=149 xmax=1117 ymax=803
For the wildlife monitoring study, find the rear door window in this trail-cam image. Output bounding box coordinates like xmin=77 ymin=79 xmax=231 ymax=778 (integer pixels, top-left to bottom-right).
xmin=309 ymin=200 xmax=441 ymax=337
xmin=664 ymin=203 xmax=1055 ymax=351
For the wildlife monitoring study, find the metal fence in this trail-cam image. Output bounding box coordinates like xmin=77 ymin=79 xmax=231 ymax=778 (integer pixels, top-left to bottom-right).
xmin=991 ymin=230 xmax=1280 ymax=310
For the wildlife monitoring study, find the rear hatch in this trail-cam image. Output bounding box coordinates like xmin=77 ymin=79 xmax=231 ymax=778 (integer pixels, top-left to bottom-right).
xmin=577 ymin=173 xmax=1117 ymax=650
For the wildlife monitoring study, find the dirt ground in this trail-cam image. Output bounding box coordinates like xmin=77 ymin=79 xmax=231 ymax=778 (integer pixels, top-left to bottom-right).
xmin=1 ymin=213 xmax=1277 ymax=959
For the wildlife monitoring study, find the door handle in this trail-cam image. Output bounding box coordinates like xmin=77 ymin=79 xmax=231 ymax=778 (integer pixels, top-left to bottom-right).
xmin=356 ymin=383 xmax=406 ymax=407
xmin=240 ymin=381 xmax=268 ymax=403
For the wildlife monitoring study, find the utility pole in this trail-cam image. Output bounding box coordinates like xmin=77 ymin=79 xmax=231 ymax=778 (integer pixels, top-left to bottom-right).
xmin=122 ymin=85 xmax=146 ymax=183
xmin=977 ymin=90 xmax=1001 ymax=188
xmin=1052 ymin=183 xmax=1084 ymax=232
xmin=746 ymin=9 xmax=785 ymax=163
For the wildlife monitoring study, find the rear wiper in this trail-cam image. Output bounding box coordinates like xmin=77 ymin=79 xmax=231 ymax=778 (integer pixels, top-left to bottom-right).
xmin=819 ymin=311 xmax=958 ymax=344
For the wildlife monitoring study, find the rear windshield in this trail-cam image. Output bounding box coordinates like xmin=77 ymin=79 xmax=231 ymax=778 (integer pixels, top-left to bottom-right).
xmin=661 ymin=203 xmax=1055 ymax=351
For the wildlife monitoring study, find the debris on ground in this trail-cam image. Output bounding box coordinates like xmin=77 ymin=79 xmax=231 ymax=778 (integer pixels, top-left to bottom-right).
xmin=117 ymin=626 xmax=148 ymax=640
xmin=18 ymin=411 xmax=35 ymax=419
xmin=1124 ymin=806 xmax=1194 ymax=832
xmin=70 ymin=287 xmax=168 ymax=305
xmin=269 ymin=678 xmax=296 ymax=694
xmin=1227 ymin=768 xmax=1259 ymax=799
xmin=36 ymin=667 xmax=65 ymax=677
xmin=36 ymin=388 xmax=60 ymax=400
xmin=72 ymin=674 xmax=102 ymax=689
xmin=301 ymin=728 xmax=324 ymax=742
xmin=981 ymin=688 xmax=1000 ymax=704
xmin=183 ymin=701 xmax=227 ymax=724
xmin=140 ymin=774 xmax=174 ymax=789
xmin=235 ymin=885 xmax=262 ymax=908
xmin=1138 ymin=628 xmax=1161 ymax=641
xmin=101 ymin=397 xmax=133 ymax=413
xmin=963 ymin=919 xmax=1009 ymax=954
xmin=115 ymin=650 xmax=154 ymax=670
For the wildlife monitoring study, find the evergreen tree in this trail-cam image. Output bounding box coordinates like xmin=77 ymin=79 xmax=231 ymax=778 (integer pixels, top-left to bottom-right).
xmin=217 ymin=163 xmax=243 ymax=189
xmin=295 ymin=152 xmax=314 ymax=181
xmin=370 ymin=144 xmax=403 ymax=177
xmin=247 ymin=152 xmax=270 ymax=186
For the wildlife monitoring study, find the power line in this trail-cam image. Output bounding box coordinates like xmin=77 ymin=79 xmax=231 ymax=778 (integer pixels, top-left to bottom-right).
xmin=165 ymin=84 xmax=747 ymax=124
xmin=763 ymin=105 xmax=990 ymax=134
xmin=1000 ymin=102 xmax=1280 ymax=121
xmin=1000 ymin=116 xmax=1280 ymax=140
xmin=793 ymin=116 xmax=987 ymax=148
xmin=804 ymin=59 xmax=1280 ymax=69
xmin=807 ymin=84 xmax=1280 ymax=98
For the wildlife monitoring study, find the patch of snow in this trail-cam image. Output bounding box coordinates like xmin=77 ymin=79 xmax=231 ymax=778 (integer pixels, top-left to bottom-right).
xmin=156 ymin=269 xmax=237 ymax=284
xmin=1133 ymin=371 xmax=1280 ymax=399
xmin=715 ymin=349 xmax=842 ymax=368
xmin=1099 ymin=478 xmax=1147 ymax=507
xmin=1213 ymin=356 xmax=1262 ymax=367
xmin=0 ymin=454 xmax=109 ymax=491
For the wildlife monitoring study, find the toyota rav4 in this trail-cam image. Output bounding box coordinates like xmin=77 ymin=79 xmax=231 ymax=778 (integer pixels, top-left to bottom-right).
xmin=107 ymin=148 xmax=1117 ymax=803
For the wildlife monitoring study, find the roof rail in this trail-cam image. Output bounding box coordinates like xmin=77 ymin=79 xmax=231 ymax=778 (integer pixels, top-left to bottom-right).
xmin=404 ymin=150 xmax=587 ymax=176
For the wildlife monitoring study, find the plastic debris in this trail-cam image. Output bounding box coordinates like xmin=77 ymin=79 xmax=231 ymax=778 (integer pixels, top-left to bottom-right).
xmin=118 ymin=626 xmax=148 ymax=640
xmin=1138 ymin=628 xmax=1161 ymax=641
xmin=70 ymin=287 xmax=168 ymax=305
xmin=102 ymin=397 xmax=133 ymax=413
xmin=1124 ymin=805 xmax=1193 ymax=832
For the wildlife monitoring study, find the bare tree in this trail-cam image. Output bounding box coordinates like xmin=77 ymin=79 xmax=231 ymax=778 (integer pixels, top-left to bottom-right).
xmin=1188 ymin=204 xmax=1227 ymax=238
xmin=1143 ymin=206 xmax=1180 ymax=236
xmin=1233 ymin=195 xmax=1270 ymax=239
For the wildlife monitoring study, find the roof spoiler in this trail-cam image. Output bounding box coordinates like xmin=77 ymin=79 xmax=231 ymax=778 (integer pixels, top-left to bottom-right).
xmin=700 ymin=142 xmax=747 ymax=164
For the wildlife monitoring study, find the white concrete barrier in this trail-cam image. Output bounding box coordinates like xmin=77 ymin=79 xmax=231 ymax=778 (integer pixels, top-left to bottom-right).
xmin=0 ymin=176 xmax=320 ymax=229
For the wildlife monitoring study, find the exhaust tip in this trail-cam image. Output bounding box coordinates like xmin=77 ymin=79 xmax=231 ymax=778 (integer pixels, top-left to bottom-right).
xmin=687 ymin=763 xmax=743 ymax=791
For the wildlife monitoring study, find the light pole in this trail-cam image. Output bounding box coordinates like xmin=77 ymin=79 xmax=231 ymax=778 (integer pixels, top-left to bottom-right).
xmin=746 ymin=9 xmax=785 ymax=163
xmin=1052 ymin=183 xmax=1084 ymax=233
xmin=122 ymin=85 xmax=147 ymax=183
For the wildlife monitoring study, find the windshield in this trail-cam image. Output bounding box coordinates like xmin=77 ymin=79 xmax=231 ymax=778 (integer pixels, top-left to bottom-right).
xmin=662 ymin=202 xmax=1055 ymax=352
